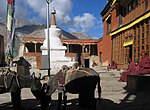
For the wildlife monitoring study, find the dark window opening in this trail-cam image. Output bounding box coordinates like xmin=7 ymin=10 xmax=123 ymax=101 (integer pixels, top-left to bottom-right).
xmin=84 ymin=59 xmax=89 ymax=68
xmin=36 ymin=43 xmax=43 ymax=53
xmin=133 ymin=0 xmax=137 ymax=8
xmin=119 ymin=15 xmax=122 ymax=27
xmin=25 ymin=43 xmax=35 ymax=53
xmin=69 ymin=44 xmax=82 ymax=53
xmin=129 ymin=3 xmax=132 ymax=12
xmin=129 ymin=45 xmax=132 ymax=60
xmin=145 ymin=0 xmax=148 ymax=10
xmin=90 ymin=45 xmax=97 ymax=55
xmin=138 ymin=27 xmax=140 ymax=45
xmin=106 ymin=16 xmax=111 ymax=34
xmin=84 ymin=45 xmax=89 ymax=53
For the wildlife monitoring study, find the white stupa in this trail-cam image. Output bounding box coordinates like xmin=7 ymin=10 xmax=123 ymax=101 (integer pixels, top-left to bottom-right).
xmin=41 ymin=9 xmax=75 ymax=74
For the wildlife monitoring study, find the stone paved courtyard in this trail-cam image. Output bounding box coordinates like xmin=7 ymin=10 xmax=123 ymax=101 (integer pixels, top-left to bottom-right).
xmin=1 ymin=69 xmax=150 ymax=110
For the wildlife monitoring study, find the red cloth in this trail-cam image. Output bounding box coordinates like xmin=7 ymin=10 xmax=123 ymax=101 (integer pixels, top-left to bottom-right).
xmin=139 ymin=56 xmax=150 ymax=69
xmin=120 ymin=61 xmax=135 ymax=82
xmin=8 ymin=0 xmax=13 ymax=5
xmin=133 ymin=65 xmax=140 ymax=75
xmin=136 ymin=56 xmax=150 ymax=75
xmin=107 ymin=61 xmax=117 ymax=69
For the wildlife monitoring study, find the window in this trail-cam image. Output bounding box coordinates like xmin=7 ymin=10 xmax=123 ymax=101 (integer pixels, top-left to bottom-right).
xmin=129 ymin=3 xmax=132 ymax=12
xmin=133 ymin=0 xmax=136 ymax=8
xmin=133 ymin=26 xmax=137 ymax=58
xmin=126 ymin=5 xmax=129 ymax=14
xmin=134 ymin=48 xmax=136 ymax=53
xmin=133 ymin=26 xmax=136 ymax=41
xmin=36 ymin=43 xmax=43 ymax=53
xmin=146 ymin=20 xmax=149 ymax=38
xmin=145 ymin=19 xmax=149 ymax=54
xmin=137 ymin=24 xmax=140 ymax=55
xmin=106 ymin=16 xmax=111 ymax=34
xmin=136 ymin=0 xmax=138 ymax=5
xmin=138 ymin=27 xmax=140 ymax=45
xmin=145 ymin=0 xmax=148 ymax=10
xmin=146 ymin=45 xmax=149 ymax=53
xmin=123 ymin=7 xmax=126 ymax=15
xmin=138 ymin=47 xmax=140 ymax=52
xmin=142 ymin=39 xmax=144 ymax=44
xmin=141 ymin=22 xmax=144 ymax=44
xmin=119 ymin=15 xmax=122 ymax=27
xmin=25 ymin=43 xmax=35 ymax=53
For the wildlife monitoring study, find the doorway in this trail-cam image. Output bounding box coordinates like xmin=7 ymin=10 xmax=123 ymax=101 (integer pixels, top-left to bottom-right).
xmin=84 ymin=59 xmax=89 ymax=68
xmin=129 ymin=45 xmax=132 ymax=60
xmin=125 ymin=45 xmax=133 ymax=63
xmin=100 ymin=52 xmax=102 ymax=63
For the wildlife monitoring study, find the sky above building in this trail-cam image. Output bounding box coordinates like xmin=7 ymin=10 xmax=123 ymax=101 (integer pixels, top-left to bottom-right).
xmin=0 ymin=0 xmax=107 ymax=39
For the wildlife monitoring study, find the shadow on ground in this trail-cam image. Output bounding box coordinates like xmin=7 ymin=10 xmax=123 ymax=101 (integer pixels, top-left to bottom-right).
xmin=1 ymin=91 xmax=150 ymax=110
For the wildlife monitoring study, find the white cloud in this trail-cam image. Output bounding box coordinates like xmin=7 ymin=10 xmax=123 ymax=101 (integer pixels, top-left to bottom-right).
xmin=26 ymin=0 xmax=46 ymax=20
xmin=0 ymin=0 xmax=72 ymax=23
xmin=0 ymin=0 xmax=97 ymax=34
xmin=26 ymin=0 xmax=72 ymax=24
xmin=69 ymin=13 xmax=96 ymax=33
xmin=68 ymin=28 xmax=77 ymax=32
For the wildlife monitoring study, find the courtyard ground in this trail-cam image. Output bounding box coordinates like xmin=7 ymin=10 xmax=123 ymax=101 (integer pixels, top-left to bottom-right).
xmin=0 ymin=69 xmax=150 ymax=110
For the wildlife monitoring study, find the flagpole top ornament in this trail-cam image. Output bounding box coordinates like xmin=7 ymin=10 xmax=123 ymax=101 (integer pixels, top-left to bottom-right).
xmin=46 ymin=0 xmax=53 ymax=4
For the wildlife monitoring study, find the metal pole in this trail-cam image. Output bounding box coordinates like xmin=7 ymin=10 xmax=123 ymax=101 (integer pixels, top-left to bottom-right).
xmin=46 ymin=0 xmax=52 ymax=76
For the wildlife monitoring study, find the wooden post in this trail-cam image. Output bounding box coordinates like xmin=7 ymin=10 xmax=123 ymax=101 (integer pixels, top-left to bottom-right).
xmin=67 ymin=43 xmax=69 ymax=53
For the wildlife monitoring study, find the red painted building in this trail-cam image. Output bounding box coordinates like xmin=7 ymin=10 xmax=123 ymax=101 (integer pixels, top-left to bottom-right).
xmin=98 ymin=0 xmax=113 ymax=67
xmin=100 ymin=0 xmax=150 ymax=69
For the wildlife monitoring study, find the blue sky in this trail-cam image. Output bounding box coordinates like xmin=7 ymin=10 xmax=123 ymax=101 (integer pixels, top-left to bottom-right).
xmin=0 ymin=0 xmax=107 ymax=39
xmin=67 ymin=0 xmax=106 ymax=39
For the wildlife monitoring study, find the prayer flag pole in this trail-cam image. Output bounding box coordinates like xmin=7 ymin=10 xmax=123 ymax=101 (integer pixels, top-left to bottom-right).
xmin=6 ymin=0 xmax=16 ymax=66
xmin=46 ymin=0 xmax=53 ymax=76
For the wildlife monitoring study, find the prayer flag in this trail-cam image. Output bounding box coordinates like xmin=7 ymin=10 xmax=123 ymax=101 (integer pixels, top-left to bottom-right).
xmin=6 ymin=0 xmax=14 ymax=31
xmin=6 ymin=0 xmax=16 ymax=63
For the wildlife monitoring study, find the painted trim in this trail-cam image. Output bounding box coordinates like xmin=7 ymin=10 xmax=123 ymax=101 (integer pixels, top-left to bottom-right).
xmin=123 ymin=40 xmax=133 ymax=47
xmin=110 ymin=12 xmax=150 ymax=36
xmin=112 ymin=0 xmax=117 ymax=6
xmin=105 ymin=14 xmax=111 ymax=21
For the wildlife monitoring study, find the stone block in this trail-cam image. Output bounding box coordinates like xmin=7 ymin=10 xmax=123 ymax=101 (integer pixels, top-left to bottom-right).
xmin=127 ymin=74 xmax=150 ymax=93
